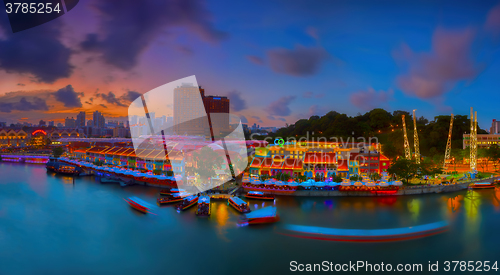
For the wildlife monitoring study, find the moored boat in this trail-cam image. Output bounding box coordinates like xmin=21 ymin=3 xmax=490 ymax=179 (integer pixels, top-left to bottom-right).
xmin=244 ymin=191 xmax=275 ymax=200
xmin=470 ymin=182 xmax=496 ymax=189
xmin=157 ymin=192 xmax=188 ymax=205
xmin=175 ymin=195 xmax=198 ymax=211
xmin=195 ymin=196 xmax=211 ymax=217
xmin=159 ymin=188 xmax=186 ymax=195
xmin=239 ymin=206 xmax=279 ymax=225
xmin=228 ymin=197 xmax=251 ymax=213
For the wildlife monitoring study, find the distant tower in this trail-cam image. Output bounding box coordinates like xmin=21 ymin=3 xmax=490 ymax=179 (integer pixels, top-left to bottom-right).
xmin=470 ymin=107 xmax=477 ymax=171
xmin=443 ymin=114 xmax=454 ymax=171
xmin=402 ymin=115 xmax=411 ymax=160
xmin=412 ymin=109 xmax=420 ymax=164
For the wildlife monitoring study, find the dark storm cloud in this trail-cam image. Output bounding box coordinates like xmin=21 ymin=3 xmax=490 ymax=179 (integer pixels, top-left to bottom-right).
xmin=0 ymin=15 xmax=73 ymax=83
xmin=96 ymin=91 xmax=126 ymax=107
xmin=0 ymin=97 xmax=49 ymax=113
xmin=267 ymin=45 xmax=329 ymax=76
xmin=53 ymin=85 xmax=83 ymax=108
xmin=100 ymin=104 xmax=108 ymax=108
xmin=95 ymin=91 xmax=142 ymax=107
xmin=121 ymin=91 xmax=142 ymax=102
xmin=266 ymin=96 xmax=296 ymax=116
xmin=226 ymin=91 xmax=247 ymax=112
xmin=81 ymin=0 xmax=227 ymax=70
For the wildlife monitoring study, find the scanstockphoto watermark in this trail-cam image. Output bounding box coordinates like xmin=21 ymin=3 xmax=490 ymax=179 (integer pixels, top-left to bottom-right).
xmin=290 ymin=261 xmax=424 ymax=272
xmin=249 ymin=131 xmax=379 ymax=151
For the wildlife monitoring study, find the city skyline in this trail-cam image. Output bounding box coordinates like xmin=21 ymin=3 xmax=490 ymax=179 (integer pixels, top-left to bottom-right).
xmin=0 ymin=0 xmax=500 ymax=129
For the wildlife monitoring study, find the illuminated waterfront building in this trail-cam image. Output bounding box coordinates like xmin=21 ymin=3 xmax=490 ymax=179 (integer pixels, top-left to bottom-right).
xmin=249 ymin=141 xmax=389 ymax=179
xmin=463 ymin=134 xmax=500 ymax=149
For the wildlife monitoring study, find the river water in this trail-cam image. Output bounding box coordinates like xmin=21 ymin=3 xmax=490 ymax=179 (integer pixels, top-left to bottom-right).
xmin=1 ymin=162 xmax=499 ymax=274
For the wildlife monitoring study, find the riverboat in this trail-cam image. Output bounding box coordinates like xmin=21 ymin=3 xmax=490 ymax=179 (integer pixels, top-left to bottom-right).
xmin=228 ymin=197 xmax=251 ymax=213
xmin=239 ymin=206 xmax=279 ymax=225
xmin=470 ymin=182 xmax=496 ymax=189
xmin=157 ymin=193 xmax=188 ymax=205
xmin=283 ymin=221 xmax=449 ymax=242
xmin=244 ymin=191 xmax=275 ymax=200
xmin=125 ymin=198 xmax=149 ymax=214
xmin=46 ymin=157 xmax=81 ymax=175
xmin=175 ymin=195 xmax=198 ymax=211
xmin=195 ymin=196 xmax=211 ymax=217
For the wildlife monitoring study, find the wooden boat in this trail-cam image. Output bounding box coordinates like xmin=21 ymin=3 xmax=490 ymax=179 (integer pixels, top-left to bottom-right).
xmin=195 ymin=196 xmax=211 ymax=217
xmin=175 ymin=195 xmax=198 ymax=211
xmin=239 ymin=206 xmax=279 ymax=225
xmin=228 ymin=197 xmax=251 ymax=213
xmin=157 ymin=192 xmax=188 ymax=205
xmin=244 ymin=191 xmax=275 ymax=200
xmin=470 ymin=182 xmax=496 ymax=189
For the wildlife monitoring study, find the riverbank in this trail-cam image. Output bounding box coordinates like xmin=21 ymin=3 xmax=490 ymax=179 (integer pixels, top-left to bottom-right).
xmin=241 ymin=177 xmax=499 ymax=197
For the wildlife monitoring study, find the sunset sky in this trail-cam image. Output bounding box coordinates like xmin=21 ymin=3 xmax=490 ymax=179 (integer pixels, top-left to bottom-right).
xmin=1 ymin=0 xmax=500 ymax=129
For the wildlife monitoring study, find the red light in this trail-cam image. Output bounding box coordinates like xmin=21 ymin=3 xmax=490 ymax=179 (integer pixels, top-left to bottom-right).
xmin=32 ymin=130 xmax=47 ymax=136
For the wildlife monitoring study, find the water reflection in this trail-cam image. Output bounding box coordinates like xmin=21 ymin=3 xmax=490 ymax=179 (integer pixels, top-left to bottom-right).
xmin=407 ymin=199 xmax=420 ymax=220
xmin=214 ymin=203 xmax=230 ymax=242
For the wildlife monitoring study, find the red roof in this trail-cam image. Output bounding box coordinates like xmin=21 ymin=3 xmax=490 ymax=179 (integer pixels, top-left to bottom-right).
xmin=271 ymin=158 xmax=284 ymax=168
xmin=261 ymin=158 xmax=273 ymax=168
xmin=250 ymin=157 xmax=264 ymax=168
xmin=303 ymin=152 xmax=336 ymax=164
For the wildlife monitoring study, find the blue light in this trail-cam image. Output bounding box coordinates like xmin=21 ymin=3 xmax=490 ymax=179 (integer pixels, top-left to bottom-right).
xmin=213 ymin=97 xmax=221 ymax=100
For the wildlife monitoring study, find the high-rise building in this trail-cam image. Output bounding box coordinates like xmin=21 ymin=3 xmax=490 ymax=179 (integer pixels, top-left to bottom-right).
xmin=76 ymin=112 xmax=86 ymax=128
xmin=203 ymin=95 xmax=230 ymax=136
xmin=173 ymin=84 xmax=230 ymax=137
xmin=48 ymin=121 xmax=54 ymax=127
xmin=173 ymin=83 xmax=210 ymax=136
xmin=65 ymin=117 xmax=76 ymax=128
xmin=87 ymin=120 xmax=93 ymax=127
xmin=57 ymin=123 xmax=63 ymax=128
xmin=490 ymin=119 xmax=500 ymax=134
xmin=92 ymin=111 xmax=105 ymax=128
xmin=39 ymin=120 xmax=46 ymax=126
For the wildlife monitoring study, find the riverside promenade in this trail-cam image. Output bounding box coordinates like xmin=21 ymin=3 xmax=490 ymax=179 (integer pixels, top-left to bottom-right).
xmin=243 ymin=176 xmax=499 ymax=197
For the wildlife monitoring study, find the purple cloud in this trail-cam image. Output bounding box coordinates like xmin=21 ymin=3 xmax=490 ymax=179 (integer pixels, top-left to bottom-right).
xmin=302 ymin=91 xmax=313 ymax=98
xmin=96 ymin=91 xmax=126 ymax=107
xmin=0 ymin=97 xmax=49 ymax=113
xmin=266 ymin=95 xmax=296 ymax=116
xmin=81 ymin=0 xmax=227 ymax=70
xmin=226 ymin=91 xmax=247 ymax=112
xmin=267 ymin=45 xmax=329 ymax=76
xmin=308 ymin=105 xmax=330 ymax=117
xmin=246 ymin=55 xmax=264 ymax=65
xmin=350 ymin=88 xmax=393 ymax=111
xmin=394 ymin=28 xmax=480 ymax=99
xmin=251 ymin=116 xmax=263 ymax=123
xmin=0 ymin=18 xmax=72 ymax=83
xmin=486 ymin=4 xmax=500 ymax=35
xmin=306 ymin=27 xmax=319 ymax=40
xmin=53 ymin=85 xmax=83 ymax=108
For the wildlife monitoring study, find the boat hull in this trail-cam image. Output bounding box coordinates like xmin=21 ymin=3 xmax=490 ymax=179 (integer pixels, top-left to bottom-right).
xmin=244 ymin=195 xmax=275 ymax=200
